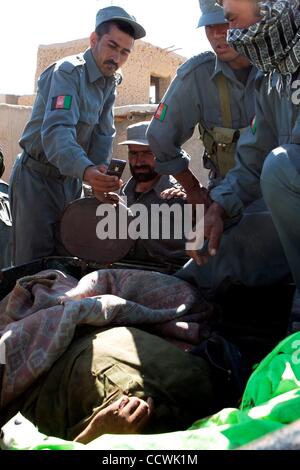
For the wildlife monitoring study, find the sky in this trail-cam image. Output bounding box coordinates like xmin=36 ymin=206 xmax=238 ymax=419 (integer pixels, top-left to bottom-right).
xmin=0 ymin=0 xmax=212 ymax=95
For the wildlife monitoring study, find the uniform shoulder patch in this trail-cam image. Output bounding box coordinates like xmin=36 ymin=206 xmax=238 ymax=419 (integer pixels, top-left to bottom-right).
xmin=177 ymin=51 xmax=215 ymax=78
xmin=51 ymin=95 xmax=72 ymax=111
xmin=154 ymin=103 xmax=168 ymax=122
xmin=58 ymin=54 xmax=86 ymax=74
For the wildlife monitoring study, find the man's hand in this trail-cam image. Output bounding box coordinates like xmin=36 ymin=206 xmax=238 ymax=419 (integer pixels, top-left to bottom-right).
xmin=186 ymin=202 xmax=227 ymax=266
xmin=173 ymin=168 xmax=211 ymax=210
xmin=160 ymin=186 xmax=187 ymax=200
xmin=74 ymin=395 xmax=154 ymax=444
xmin=186 ymin=184 xmax=212 ymax=212
xmin=83 ymin=165 xmax=122 ymax=193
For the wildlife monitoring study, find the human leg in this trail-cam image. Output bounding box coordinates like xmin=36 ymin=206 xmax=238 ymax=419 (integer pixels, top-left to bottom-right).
xmin=261 ymin=145 xmax=300 ymax=290
xmin=10 ymin=159 xmax=81 ymax=265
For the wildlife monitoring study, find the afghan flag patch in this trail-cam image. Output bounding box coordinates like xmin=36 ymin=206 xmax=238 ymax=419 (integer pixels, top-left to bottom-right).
xmin=154 ymin=103 xmax=168 ymax=122
xmin=250 ymin=115 xmax=256 ymax=135
xmin=51 ymin=95 xmax=72 ymax=110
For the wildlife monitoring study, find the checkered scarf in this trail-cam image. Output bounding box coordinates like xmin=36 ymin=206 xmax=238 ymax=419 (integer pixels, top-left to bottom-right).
xmin=227 ymin=0 xmax=300 ymax=93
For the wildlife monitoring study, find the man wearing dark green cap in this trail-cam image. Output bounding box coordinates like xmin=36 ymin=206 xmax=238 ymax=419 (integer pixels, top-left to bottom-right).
xmin=147 ymin=0 xmax=289 ymax=290
xmin=0 ymin=147 xmax=12 ymax=269
xmin=10 ymin=6 xmax=145 ymax=266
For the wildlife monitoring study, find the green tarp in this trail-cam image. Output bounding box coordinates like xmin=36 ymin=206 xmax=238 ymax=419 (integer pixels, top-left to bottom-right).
xmin=4 ymin=332 xmax=300 ymax=450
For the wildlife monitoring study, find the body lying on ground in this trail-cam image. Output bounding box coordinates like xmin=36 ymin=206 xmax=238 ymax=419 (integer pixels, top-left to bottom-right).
xmin=0 ymin=267 xmax=222 ymax=442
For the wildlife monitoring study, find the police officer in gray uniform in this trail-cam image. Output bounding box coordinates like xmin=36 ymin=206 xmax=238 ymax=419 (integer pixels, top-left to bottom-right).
xmin=205 ymin=0 xmax=300 ymax=329
xmin=147 ymin=0 xmax=290 ymax=289
xmin=10 ymin=6 xmax=145 ymax=265
xmin=148 ymin=0 xmax=257 ymax=192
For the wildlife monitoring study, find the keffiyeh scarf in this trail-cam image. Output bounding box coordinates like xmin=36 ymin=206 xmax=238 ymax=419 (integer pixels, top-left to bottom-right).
xmin=227 ymin=0 xmax=300 ymax=93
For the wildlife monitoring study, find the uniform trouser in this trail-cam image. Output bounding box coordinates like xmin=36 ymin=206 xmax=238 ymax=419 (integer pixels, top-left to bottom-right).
xmin=1 ymin=326 xmax=215 ymax=440
xmin=176 ymin=198 xmax=290 ymax=290
xmin=261 ymin=145 xmax=300 ymax=291
xmin=9 ymin=155 xmax=82 ymax=265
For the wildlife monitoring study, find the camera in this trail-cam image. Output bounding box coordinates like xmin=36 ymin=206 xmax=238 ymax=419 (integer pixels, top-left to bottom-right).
xmin=106 ymin=158 xmax=126 ymax=178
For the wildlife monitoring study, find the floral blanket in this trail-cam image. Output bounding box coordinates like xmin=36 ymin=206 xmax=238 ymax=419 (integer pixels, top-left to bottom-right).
xmin=0 ymin=268 xmax=213 ymax=409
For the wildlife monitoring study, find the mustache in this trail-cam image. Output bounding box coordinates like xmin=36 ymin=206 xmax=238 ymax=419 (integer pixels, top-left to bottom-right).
xmin=130 ymin=164 xmax=158 ymax=182
xmin=132 ymin=165 xmax=152 ymax=171
xmin=104 ymin=60 xmax=118 ymax=67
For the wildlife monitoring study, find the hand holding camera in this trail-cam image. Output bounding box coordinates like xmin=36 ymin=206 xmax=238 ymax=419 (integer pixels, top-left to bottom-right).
xmin=84 ymin=158 xmax=126 ymax=205
xmin=83 ymin=158 xmax=126 ymax=194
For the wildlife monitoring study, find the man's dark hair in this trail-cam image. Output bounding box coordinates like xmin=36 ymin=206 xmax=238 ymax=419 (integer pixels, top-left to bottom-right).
xmin=96 ymin=20 xmax=135 ymax=39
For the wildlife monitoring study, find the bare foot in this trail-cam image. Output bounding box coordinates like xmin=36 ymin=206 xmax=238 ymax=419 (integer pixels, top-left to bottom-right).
xmin=74 ymin=395 xmax=154 ymax=444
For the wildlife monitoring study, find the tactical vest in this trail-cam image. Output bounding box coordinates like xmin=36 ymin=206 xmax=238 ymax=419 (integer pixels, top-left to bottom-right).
xmin=199 ymin=74 xmax=247 ymax=181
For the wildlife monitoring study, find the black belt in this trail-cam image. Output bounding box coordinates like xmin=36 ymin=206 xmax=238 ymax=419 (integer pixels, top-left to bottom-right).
xmin=22 ymin=152 xmax=65 ymax=181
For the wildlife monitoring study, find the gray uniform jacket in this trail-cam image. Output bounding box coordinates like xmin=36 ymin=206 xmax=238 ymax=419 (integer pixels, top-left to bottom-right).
xmin=19 ymin=48 xmax=119 ymax=179
xmin=169 ymin=63 xmax=290 ymax=290
xmin=120 ymin=175 xmax=188 ymax=265
xmin=10 ymin=48 xmax=120 ymax=265
xmin=210 ymin=70 xmax=300 ymax=218
xmin=147 ymin=51 xmax=257 ymax=175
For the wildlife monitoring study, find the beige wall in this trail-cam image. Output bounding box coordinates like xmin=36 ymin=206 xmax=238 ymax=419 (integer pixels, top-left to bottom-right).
xmin=35 ymin=39 xmax=184 ymax=106
xmin=0 ymin=104 xmax=31 ymax=182
xmin=0 ymin=95 xmax=20 ymax=105
xmin=18 ymin=95 xmax=36 ymax=106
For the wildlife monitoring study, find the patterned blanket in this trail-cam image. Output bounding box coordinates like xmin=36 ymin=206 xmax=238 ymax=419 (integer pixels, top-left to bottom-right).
xmin=0 ymin=269 xmax=213 ymax=409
